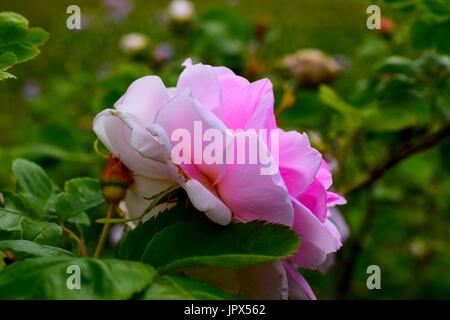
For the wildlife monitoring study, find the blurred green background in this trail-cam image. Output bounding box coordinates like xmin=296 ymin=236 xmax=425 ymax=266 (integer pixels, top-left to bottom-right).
xmin=0 ymin=0 xmax=449 ymax=299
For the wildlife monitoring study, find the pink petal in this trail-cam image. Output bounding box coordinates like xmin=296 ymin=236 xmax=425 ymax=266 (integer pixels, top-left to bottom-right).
xmin=278 ymin=131 xmax=322 ymax=197
xmin=327 ymin=192 xmax=347 ymax=206
xmin=177 ymin=63 xmax=221 ymax=113
xmin=298 ymin=179 xmax=328 ymax=223
xmin=154 ymin=90 xmax=229 ymax=185
xmin=327 ymin=207 xmax=350 ymax=242
xmin=114 ymin=76 xmax=170 ymax=126
xmin=282 ymin=261 xmax=316 ymax=300
xmin=316 ymin=160 xmax=333 ymax=190
xmin=291 ymin=197 xmax=341 ymax=269
xmin=217 ymin=132 xmax=294 ymax=226
xmin=184 ymin=179 xmax=232 ymax=225
xmin=220 ymin=77 xmax=276 ymax=130
xmin=93 ymin=109 xmax=171 ymax=179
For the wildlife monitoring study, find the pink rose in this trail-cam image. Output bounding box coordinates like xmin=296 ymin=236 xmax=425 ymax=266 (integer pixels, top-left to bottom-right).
xmin=93 ymin=59 xmax=346 ymax=299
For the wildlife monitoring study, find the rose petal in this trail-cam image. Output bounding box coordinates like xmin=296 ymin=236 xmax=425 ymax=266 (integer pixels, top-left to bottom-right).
xmin=123 ymin=175 xmax=175 ymax=218
xmin=177 ymin=63 xmax=221 ymax=113
xmin=279 ymin=131 xmax=322 ymax=197
xmin=282 ymin=261 xmax=316 ymax=300
xmin=217 ymin=131 xmax=293 ymax=226
xmin=114 ymin=76 xmax=170 ymax=126
xmin=291 ymin=196 xmax=340 ymax=269
xmin=93 ymin=109 xmax=171 ymax=179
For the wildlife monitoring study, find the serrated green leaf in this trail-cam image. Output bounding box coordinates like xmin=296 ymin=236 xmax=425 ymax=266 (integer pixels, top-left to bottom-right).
xmin=12 ymin=159 xmax=59 ymax=218
xmin=0 ymin=12 xmax=48 ymax=80
xmin=55 ymin=178 xmax=104 ymax=222
xmin=0 ymin=257 xmax=157 ymax=299
xmin=0 ymin=70 xmax=15 ymax=80
xmin=139 ymin=275 xmax=234 ymax=300
xmin=0 ymin=240 xmax=72 ymax=257
xmin=141 ymin=220 xmax=300 ymax=273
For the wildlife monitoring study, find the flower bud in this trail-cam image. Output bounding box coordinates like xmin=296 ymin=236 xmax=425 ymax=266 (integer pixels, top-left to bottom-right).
xmin=100 ymin=155 xmax=134 ymax=203
xmin=279 ymin=49 xmax=341 ymax=89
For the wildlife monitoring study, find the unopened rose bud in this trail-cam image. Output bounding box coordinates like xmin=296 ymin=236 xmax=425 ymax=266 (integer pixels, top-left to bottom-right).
xmin=119 ymin=32 xmax=149 ymax=55
xmin=279 ymin=49 xmax=341 ymax=89
xmin=100 ymin=155 xmax=134 ymax=203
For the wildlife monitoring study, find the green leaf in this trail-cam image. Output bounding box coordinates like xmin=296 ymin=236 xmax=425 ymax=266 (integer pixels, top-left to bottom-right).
xmin=55 ymin=178 xmax=104 ymax=222
xmin=0 ymin=52 xmax=16 ymax=69
xmin=0 ymin=12 xmax=29 ymax=47
xmin=377 ymin=56 xmax=420 ymax=76
xmin=139 ymin=275 xmax=234 ymax=300
xmin=319 ymin=85 xmax=367 ymax=119
xmin=67 ymin=212 xmax=91 ymax=226
xmin=21 ymin=218 xmax=62 ymax=245
xmin=0 ymin=211 xmax=62 ymax=246
xmin=0 ymin=240 xmax=72 ymax=257
xmin=119 ymin=203 xmax=190 ymax=260
xmin=12 ymin=159 xmax=59 ymax=218
xmin=0 ymin=211 xmax=22 ymax=233
xmin=0 ymin=257 xmax=157 ymax=299
xmin=0 ymin=42 xmax=40 ymax=64
xmin=0 ymin=191 xmax=29 ymax=217
xmin=141 ymin=220 xmax=299 ymax=273
xmin=25 ymin=27 xmax=49 ymax=46
xmin=0 ymin=12 xmax=48 ymax=80
xmin=0 ymin=70 xmax=15 ymax=80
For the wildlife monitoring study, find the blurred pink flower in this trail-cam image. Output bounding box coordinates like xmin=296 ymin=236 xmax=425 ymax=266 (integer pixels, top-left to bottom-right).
xmin=93 ymin=59 xmax=346 ymax=299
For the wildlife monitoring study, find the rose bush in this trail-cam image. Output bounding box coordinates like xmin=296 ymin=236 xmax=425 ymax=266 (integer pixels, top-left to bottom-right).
xmin=93 ymin=59 xmax=346 ymax=299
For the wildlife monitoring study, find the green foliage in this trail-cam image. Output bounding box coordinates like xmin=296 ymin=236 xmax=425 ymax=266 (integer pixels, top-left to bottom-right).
xmin=12 ymin=158 xmax=59 ymax=219
xmin=0 ymin=11 xmax=48 ymax=80
xmin=55 ymin=178 xmax=104 ymax=222
xmin=120 ymin=204 xmax=299 ymax=273
xmin=0 ymin=159 xmax=300 ymax=299
xmin=0 ymin=240 xmax=72 ymax=257
xmin=142 ymin=220 xmax=299 ymax=273
xmin=139 ymin=275 xmax=233 ymax=300
xmin=0 ymin=0 xmax=449 ymax=300
xmin=0 ymin=257 xmax=157 ymax=299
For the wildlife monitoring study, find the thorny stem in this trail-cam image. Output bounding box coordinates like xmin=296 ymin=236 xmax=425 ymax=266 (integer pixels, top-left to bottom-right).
xmin=94 ymin=203 xmax=115 ymax=258
xmin=61 ymin=224 xmax=88 ymax=257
